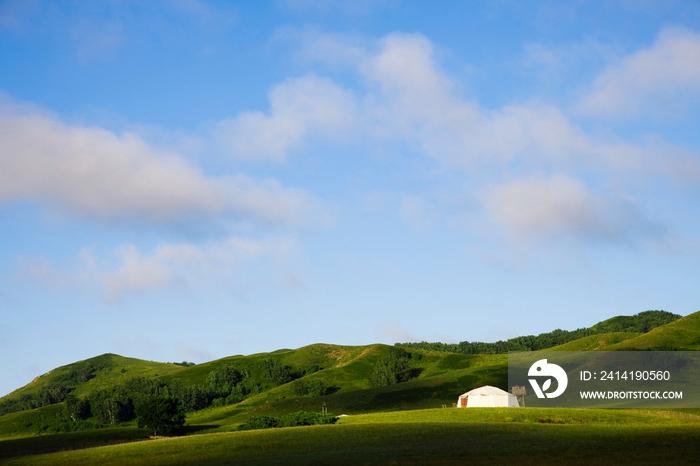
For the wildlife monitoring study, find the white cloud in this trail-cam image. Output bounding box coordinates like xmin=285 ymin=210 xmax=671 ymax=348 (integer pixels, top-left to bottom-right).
xmin=84 ymin=235 xmax=300 ymax=300
xmin=0 ymin=101 xmax=320 ymax=226
xmin=521 ymin=38 xmax=617 ymax=76
xmin=354 ymin=33 xmax=620 ymax=171
xmin=70 ymin=19 xmax=124 ymax=63
xmin=486 ymin=174 xmax=663 ymax=243
xmin=175 ymin=342 xmax=213 ymax=362
xmin=292 ymin=32 xmax=603 ymax=169
xmin=287 ymin=28 xmax=368 ymax=68
xmin=578 ymin=27 xmax=700 ymax=118
xmin=214 ymin=73 xmax=358 ymax=161
xmin=99 ymin=244 xmax=199 ymax=298
xmin=487 ymin=175 xmax=603 ymax=240
xmin=290 ymin=31 xmax=700 ymax=184
xmin=375 ymin=320 xmax=417 ymax=343
xmin=17 ymin=234 xmax=304 ymax=301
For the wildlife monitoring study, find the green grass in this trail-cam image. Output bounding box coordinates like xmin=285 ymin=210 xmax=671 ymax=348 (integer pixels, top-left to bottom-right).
xmin=606 ymin=312 xmax=700 ymax=351
xmin=550 ymin=332 xmax=642 ymax=350
xmin=70 ymin=355 xmax=186 ymax=398
xmin=0 ymin=427 xmax=149 ymax=461
xmin=0 ymin=345 xmax=509 ymax=440
xmin=2 ymin=408 xmax=700 ymax=465
xmin=337 ymin=406 xmax=700 ymax=426
xmin=1 ymin=354 xmax=185 ymax=403
xmin=0 ymin=405 xmax=67 ymax=439
xmin=182 ymin=353 xmax=507 ymax=430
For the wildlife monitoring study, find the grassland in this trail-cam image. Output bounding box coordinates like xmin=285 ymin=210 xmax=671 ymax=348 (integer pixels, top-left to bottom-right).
xmin=2 ymin=408 xmax=700 ymax=465
xmin=2 ymin=354 xmax=185 ymax=401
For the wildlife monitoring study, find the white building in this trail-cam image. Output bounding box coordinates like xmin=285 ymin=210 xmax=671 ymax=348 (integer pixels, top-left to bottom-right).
xmin=456 ymin=385 xmax=520 ymax=408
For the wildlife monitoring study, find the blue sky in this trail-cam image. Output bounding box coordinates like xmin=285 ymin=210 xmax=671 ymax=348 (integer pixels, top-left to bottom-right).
xmin=1 ymin=0 xmax=700 ymax=396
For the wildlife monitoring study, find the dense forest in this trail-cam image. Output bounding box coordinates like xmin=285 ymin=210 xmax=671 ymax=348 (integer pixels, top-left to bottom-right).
xmin=397 ymin=310 xmax=681 ymax=354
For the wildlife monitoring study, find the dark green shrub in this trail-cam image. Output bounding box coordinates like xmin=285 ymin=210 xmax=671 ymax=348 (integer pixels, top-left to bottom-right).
xmin=135 ymin=395 xmax=185 ymax=436
xmin=293 ymin=379 xmax=308 ymax=396
xmin=237 ymin=415 xmax=279 ymax=431
xmin=307 ymin=379 xmax=328 ymax=397
xmin=293 ymin=378 xmax=328 ymax=397
xmin=278 ymin=411 xmax=337 ymax=427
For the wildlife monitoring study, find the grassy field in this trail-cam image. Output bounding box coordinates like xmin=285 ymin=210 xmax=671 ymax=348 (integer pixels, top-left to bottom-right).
xmin=2 ymin=408 xmax=700 ymax=465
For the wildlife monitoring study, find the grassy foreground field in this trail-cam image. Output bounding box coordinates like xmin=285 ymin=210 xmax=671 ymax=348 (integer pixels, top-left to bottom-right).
xmin=2 ymin=408 xmax=700 ymax=465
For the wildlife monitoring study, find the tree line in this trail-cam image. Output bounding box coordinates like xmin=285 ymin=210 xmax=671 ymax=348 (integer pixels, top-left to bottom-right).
xmin=397 ymin=310 xmax=681 ymax=354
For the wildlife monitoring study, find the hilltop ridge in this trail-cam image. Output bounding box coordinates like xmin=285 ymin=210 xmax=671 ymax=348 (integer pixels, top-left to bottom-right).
xmin=0 ymin=309 xmax=697 ymax=438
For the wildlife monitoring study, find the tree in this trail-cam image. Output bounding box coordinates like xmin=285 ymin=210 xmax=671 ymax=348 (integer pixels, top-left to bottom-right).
xmin=293 ymin=378 xmax=328 ymax=397
xmin=371 ymin=348 xmax=412 ymax=387
xmin=261 ymin=358 xmax=292 ymax=386
xmin=89 ymin=388 xmax=132 ymax=425
xmin=135 ymin=395 xmax=185 ymax=437
xmin=207 ymin=365 xmax=244 ymax=395
xmin=306 ymin=379 xmax=328 ymax=397
xmin=65 ymin=394 xmax=91 ymax=421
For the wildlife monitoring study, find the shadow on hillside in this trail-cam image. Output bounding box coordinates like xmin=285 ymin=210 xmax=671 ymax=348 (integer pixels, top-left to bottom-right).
xmin=324 ymin=386 xmax=341 ymax=396
xmin=0 ymin=428 xmax=149 ymax=459
xmin=178 ymin=424 xmax=219 ymax=435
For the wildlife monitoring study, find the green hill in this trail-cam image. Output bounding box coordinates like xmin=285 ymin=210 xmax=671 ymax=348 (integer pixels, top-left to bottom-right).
xmin=0 ymin=344 xmax=509 ymax=437
xmin=1 ymin=309 xmax=698 ymax=441
xmin=604 ymin=311 xmax=700 ymax=350
xmin=547 ymin=331 xmax=642 ymax=351
xmin=398 ymin=310 xmax=682 ymax=354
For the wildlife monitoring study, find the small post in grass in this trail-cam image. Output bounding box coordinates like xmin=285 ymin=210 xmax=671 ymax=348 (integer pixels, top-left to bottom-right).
xmin=511 ymin=385 xmax=526 ymax=407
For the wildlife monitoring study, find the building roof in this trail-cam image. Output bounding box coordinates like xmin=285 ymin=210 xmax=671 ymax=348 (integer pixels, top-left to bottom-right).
xmin=458 ymin=385 xmax=511 ymax=397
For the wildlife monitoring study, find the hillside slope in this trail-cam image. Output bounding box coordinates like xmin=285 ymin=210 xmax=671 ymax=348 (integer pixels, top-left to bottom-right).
xmin=605 ymin=311 xmax=700 ymax=350
xmin=1 ymin=309 xmax=698 ymax=438
xmin=398 ymin=310 xmax=682 ymax=354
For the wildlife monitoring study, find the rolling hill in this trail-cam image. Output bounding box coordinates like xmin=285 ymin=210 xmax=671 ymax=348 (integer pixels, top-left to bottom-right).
xmin=0 ymin=309 xmax=698 ymax=442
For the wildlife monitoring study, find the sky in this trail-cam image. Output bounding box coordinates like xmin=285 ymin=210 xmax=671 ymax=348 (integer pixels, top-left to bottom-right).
xmin=1 ymin=0 xmax=700 ymax=397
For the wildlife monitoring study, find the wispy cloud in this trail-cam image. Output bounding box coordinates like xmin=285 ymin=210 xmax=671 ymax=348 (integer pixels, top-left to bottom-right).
xmin=287 ymin=30 xmax=696 ymax=176
xmin=175 ymin=342 xmax=213 ymax=362
xmin=213 ymin=73 xmax=358 ymax=161
xmin=375 ymin=319 xmax=417 ymax=344
xmin=578 ymin=27 xmax=700 ymax=118
xmin=70 ymin=18 xmax=124 ymax=63
xmin=168 ymin=0 xmax=236 ymax=27
xmin=18 ymin=235 xmax=303 ymax=301
xmin=269 ymin=30 xmax=698 ymax=246
xmin=0 ymin=99 xmax=322 ymax=227
xmin=0 ymin=0 xmax=39 ymax=31
xmin=485 ymin=174 xmax=666 ymax=244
